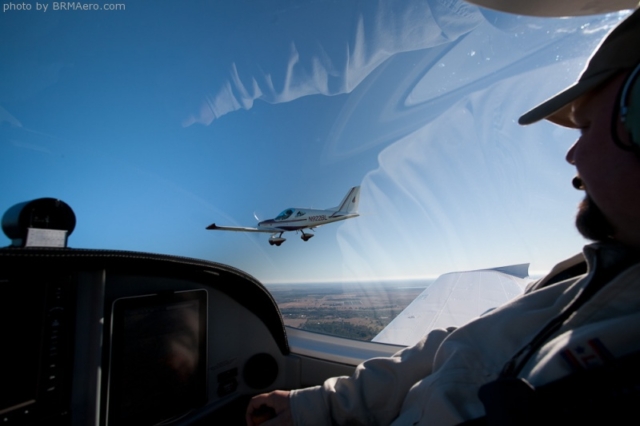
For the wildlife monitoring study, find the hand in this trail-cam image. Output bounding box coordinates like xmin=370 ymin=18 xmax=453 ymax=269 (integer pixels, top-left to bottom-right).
xmin=246 ymin=390 xmax=293 ymax=426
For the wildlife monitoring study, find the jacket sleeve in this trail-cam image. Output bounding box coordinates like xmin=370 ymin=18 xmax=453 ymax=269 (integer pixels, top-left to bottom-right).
xmin=289 ymin=327 xmax=455 ymax=426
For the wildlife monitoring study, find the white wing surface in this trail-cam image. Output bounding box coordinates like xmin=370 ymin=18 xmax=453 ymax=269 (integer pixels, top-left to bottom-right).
xmin=372 ymin=264 xmax=531 ymax=346
xmin=206 ymin=224 xmax=273 ymax=233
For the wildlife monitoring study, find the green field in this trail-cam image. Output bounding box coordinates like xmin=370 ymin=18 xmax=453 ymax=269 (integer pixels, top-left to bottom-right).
xmin=266 ymin=280 xmax=431 ymax=341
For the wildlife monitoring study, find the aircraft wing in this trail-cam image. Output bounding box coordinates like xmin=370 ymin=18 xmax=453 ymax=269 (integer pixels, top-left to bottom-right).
xmin=206 ymin=223 xmax=274 ymax=233
xmin=372 ymin=264 xmax=532 ymax=346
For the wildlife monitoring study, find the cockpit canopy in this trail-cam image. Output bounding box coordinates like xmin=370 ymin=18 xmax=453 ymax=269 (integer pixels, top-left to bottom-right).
xmin=275 ymin=209 xmax=295 ymax=221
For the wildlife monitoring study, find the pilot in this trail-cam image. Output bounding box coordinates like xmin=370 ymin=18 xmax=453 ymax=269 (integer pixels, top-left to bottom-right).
xmin=246 ymin=7 xmax=640 ymax=426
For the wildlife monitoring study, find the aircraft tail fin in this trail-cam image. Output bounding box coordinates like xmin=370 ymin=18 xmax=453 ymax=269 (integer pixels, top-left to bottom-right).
xmin=333 ymin=186 xmax=360 ymax=213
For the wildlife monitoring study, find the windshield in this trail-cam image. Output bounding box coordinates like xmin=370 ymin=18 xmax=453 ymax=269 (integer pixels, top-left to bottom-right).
xmin=1 ymin=1 xmax=630 ymax=344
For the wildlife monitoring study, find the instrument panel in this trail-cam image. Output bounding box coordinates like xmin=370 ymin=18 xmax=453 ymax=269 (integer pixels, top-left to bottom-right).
xmin=0 ymin=248 xmax=293 ymax=426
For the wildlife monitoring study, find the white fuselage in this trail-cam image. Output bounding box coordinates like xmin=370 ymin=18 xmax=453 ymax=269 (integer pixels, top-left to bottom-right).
xmin=257 ymin=208 xmax=357 ymax=232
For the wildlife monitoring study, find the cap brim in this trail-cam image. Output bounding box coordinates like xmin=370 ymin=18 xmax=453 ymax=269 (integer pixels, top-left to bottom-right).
xmin=466 ymin=0 xmax=638 ymax=17
xmin=518 ymin=69 xmax=619 ymax=127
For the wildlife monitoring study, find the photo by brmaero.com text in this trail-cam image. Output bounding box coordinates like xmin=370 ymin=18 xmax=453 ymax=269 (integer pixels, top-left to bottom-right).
xmin=3 ymin=2 xmax=125 ymax=12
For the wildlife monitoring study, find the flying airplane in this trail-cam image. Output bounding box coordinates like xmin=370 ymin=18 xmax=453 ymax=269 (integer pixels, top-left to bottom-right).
xmin=206 ymin=186 xmax=360 ymax=246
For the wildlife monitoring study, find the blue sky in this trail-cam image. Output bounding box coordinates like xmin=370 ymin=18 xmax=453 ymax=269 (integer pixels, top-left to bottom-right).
xmin=0 ymin=1 xmax=629 ymax=284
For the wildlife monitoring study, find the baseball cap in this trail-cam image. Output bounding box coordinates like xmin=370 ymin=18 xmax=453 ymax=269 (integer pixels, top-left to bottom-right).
xmin=519 ymin=7 xmax=640 ymax=127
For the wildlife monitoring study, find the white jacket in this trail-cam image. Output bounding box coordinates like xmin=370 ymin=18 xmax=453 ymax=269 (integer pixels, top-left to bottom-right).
xmin=289 ymin=242 xmax=640 ymax=425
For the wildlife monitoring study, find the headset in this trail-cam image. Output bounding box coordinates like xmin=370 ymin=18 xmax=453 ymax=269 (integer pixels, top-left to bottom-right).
xmin=613 ymin=62 xmax=640 ymax=151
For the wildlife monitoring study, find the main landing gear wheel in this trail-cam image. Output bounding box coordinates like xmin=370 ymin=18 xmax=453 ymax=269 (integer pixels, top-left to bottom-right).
xmin=269 ymin=233 xmax=286 ymax=246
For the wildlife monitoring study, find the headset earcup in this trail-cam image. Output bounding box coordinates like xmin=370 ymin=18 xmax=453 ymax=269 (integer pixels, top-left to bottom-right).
xmin=624 ymin=70 xmax=640 ymax=147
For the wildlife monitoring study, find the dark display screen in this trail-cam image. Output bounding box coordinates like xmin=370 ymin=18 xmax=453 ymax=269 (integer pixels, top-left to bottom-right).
xmin=108 ymin=290 xmax=207 ymax=426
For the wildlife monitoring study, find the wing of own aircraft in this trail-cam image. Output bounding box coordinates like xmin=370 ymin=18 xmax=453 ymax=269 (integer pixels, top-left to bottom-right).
xmin=206 ymin=186 xmax=360 ymax=246
xmin=372 ymin=264 xmax=532 ymax=346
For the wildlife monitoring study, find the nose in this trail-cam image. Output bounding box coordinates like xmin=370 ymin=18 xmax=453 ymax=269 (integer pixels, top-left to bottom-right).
xmin=565 ymin=139 xmax=578 ymax=165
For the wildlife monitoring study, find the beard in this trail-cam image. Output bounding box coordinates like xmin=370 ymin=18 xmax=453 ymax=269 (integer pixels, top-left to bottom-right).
xmin=575 ymin=194 xmax=615 ymax=241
